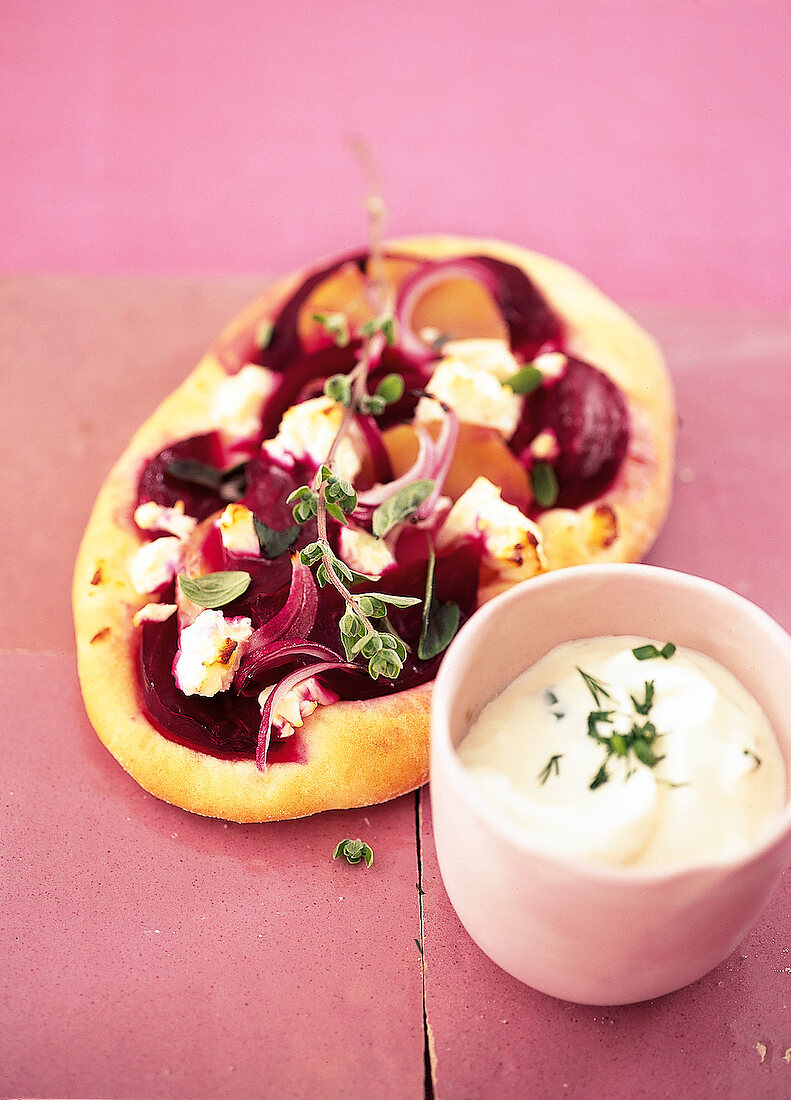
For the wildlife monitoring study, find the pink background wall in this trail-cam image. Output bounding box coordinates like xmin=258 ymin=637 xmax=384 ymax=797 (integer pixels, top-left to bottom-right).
xmin=3 ymin=0 xmax=790 ymax=306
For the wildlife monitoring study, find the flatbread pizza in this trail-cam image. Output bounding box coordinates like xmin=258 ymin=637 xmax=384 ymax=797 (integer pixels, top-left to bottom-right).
xmin=73 ymin=236 xmax=675 ymax=821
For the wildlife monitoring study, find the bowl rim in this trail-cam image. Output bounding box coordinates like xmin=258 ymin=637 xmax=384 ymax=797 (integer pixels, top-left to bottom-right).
xmin=431 ymin=562 xmax=791 ymax=884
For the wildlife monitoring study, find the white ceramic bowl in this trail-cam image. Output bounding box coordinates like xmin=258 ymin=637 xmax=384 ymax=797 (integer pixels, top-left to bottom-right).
xmin=430 ymin=564 xmax=791 ymax=1005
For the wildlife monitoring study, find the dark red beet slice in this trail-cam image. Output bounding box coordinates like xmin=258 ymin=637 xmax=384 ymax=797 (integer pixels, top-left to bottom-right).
xmin=139 ymin=614 xmax=279 ymax=759
xmin=257 ymin=343 xmax=429 ymax=440
xmin=259 ymin=250 xmax=367 ymax=372
xmin=395 ymin=255 xmax=564 ymax=363
xmin=137 ymin=432 xmax=230 ymax=520
xmin=511 ymin=357 xmax=630 ymax=510
xmin=138 ymin=541 xmax=482 ymax=760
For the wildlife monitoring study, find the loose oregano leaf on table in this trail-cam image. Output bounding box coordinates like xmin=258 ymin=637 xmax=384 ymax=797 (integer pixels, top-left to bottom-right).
xmin=417 ymin=541 xmax=461 ymax=661
xmin=333 ymin=838 xmax=374 ymax=867
xmin=372 ymin=479 xmax=435 ymax=538
xmin=177 ymin=570 xmax=251 ymax=609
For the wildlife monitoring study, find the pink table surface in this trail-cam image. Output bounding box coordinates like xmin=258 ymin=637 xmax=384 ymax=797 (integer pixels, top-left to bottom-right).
xmin=3 ymin=2 xmax=791 ymax=308
xmin=3 ymin=276 xmax=791 ymax=1098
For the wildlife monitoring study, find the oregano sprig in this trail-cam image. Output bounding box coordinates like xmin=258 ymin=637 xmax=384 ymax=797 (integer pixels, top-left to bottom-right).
xmin=333 ymin=838 xmax=374 ymax=867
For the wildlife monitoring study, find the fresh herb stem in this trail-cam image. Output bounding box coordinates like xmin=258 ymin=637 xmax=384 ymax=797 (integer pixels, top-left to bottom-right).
xmin=577 ymin=667 xmax=612 ymax=708
xmin=538 ymin=753 xmax=563 ymax=785
xmin=289 ymin=145 xmax=418 ymax=682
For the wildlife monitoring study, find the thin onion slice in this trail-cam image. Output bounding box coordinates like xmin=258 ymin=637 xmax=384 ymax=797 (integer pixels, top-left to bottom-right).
xmin=356 ymin=425 xmax=435 ymax=508
xmin=355 ymin=405 xmax=459 ymax=534
xmin=394 ymin=256 xmax=563 ymax=363
xmin=237 ymin=638 xmax=340 ymax=694
xmin=356 ymin=412 xmax=393 ymax=485
xmin=257 ymin=660 xmax=358 ymax=769
xmin=414 ymin=405 xmax=459 ymax=522
xmin=235 ymin=557 xmax=318 ymax=685
xmin=395 ymin=259 xmax=501 ymax=363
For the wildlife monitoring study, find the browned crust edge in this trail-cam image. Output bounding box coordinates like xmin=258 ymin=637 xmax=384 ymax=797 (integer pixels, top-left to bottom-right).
xmin=72 ymin=236 xmax=676 ymax=821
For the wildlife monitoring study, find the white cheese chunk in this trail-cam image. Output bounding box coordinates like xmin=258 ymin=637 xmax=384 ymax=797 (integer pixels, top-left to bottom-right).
xmin=532 ymin=350 xmax=567 ymax=379
xmin=133 ymin=500 xmax=197 ymax=540
xmin=437 ymin=476 xmax=545 ymax=579
xmin=415 ymin=354 xmax=522 ymax=439
xmin=263 ymin=395 xmax=364 ymax=481
xmin=440 ymin=338 xmax=521 ymax=382
xmin=130 ymin=536 xmax=186 ymax=595
xmin=258 ymin=677 xmax=339 ymax=739
xmin=218 ymin=503 xmax=260 ymax=557
xmin=528 ymin=428 xmax=560 ymax=462
xmin=173 ymin=608 xmax=253 ymax=697
xmin=338 ymin=526 xmax=396 ymax=577
xmin=132 ymin=602 xmax=177 ymax=627
xmin=212 ymin=363 xmax=275 ymax=443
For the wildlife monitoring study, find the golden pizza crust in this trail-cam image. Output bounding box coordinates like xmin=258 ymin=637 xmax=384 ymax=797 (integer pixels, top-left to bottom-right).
xmin=73 ymin=236 xmax=676 ymax=821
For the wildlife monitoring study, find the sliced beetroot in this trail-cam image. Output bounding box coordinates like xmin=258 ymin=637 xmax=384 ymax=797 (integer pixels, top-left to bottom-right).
xmin=140 ymin=614 xmax=265 ymax=758
xmin=259 ymin=250 xmax=367 ymax=372
xmin=241 ymin=454 xmax=313 ymax=530
xmin=258 ymin=343 xmax=429 ymax=441
xmin=137 ymin=433 xmax=230 ymax=520
xmin=139 ymin=539 xmax=482 ymax=759
xmin=395 ymin=256 xmax=563 ymax=363
xmin=511 ymin=357 xmax=630 ymax=510
xmin=477 ymin=256 xmax=563 ymax=359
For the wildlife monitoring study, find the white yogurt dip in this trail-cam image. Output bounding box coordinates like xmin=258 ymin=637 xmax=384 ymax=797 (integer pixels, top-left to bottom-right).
xmin=458 ymin=636 xmax=786 ymax=869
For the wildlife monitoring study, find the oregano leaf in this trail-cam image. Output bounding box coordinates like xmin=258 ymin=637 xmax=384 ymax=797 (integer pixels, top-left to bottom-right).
xmin=417 ymin=542 xmax=461 ymax=661
xmin=252 ymin=517 xmax=300 ymax=560
xmin=531 ymin=462 xmax=559 ymax=509
xmin=372 ymin=479 xmax=435 ymax=538
xmin=503 ymin=365 xmax=543 ymax=395
xmin=165 ymin=459 xmax=223 ymax=490
xmin=177 ymin=571 xmax=251 ymax=609
xmin=375 ymin=373 xmax=405 ymax=404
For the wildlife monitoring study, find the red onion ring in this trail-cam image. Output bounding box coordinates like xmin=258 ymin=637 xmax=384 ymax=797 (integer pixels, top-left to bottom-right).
xmin=257 ymin=660 xmax=358 ymax=769
xmin=394 ymin=259 xmax=501 ymax=364
xmin=237 ymin=638 xmax=340 ymax=694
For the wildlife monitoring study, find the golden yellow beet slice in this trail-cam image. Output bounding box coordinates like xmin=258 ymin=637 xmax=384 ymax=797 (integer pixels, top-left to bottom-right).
xmin=382 ymin=422 xmax=531 ymax=510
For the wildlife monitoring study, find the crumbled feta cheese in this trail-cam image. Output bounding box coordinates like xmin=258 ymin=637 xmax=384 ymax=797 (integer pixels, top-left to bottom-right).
xmin=415 ymin=355 xmax=522 ymax=439
xmin=218 ymin=503 xmax=260 ymax=557
xmin=173 ymin=609 xmax=253 ymax=697
xmin=258 ymin=677 xmax=340 ymax=738
xmin=338 ymin=526 xmax=396 ymax=577
xmin=130 ymin=536 xmax=186 ymax=595
xmin=133 ymin=602 xmax=177 ymax=627
xmin=528 ymin=429 xmax=560 ymax=462
xmin=532 ymin=350 xmax=567 ymax=379
xmin=440 ymin=338 xmax=521 ymax=382
xmin=437 ymin=476 xmax=545 ymax=577
xmin=263 ymin=396 xmax=364 ymax=481
xmin=134 ymin=499 xmax=197 ymax=540
xmin=212 ymin=363 xmax=275 ymax=443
